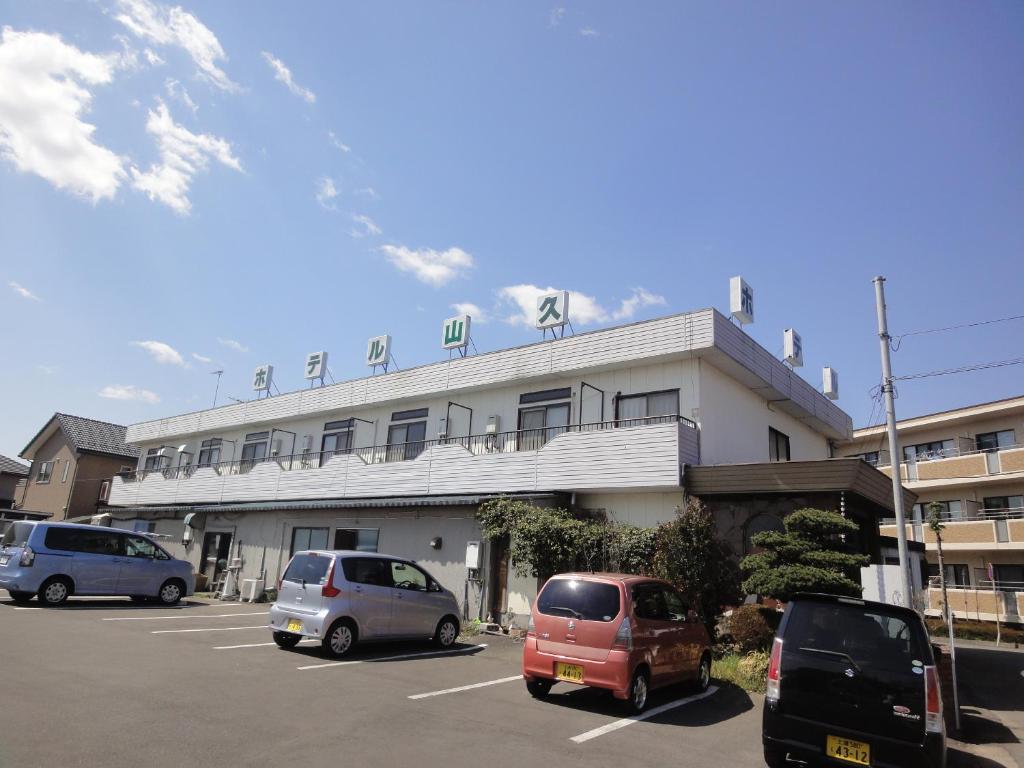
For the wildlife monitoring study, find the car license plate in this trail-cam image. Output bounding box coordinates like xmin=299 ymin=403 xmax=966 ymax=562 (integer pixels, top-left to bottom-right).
xmin=286 ymin=618 xmax=303 ymax=633
xmin=555 ymin=662 xmax=584 ymax=684
xmin=827 ymin=735 xmax=870 ymax=766
xmin=0 ymin=555 xmax=8 ymax=566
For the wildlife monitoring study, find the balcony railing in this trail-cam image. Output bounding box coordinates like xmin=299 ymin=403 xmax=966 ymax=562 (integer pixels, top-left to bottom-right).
xmin=120 ymin=414 xmax=697 ymax=483
xmin=868 ymin=442 xmax=1024 ymax=469
xmin=881 ymin=506 xmax=1024 ymax=526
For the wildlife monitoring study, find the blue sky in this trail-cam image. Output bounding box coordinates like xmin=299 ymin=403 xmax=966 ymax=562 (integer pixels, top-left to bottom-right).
xmin=1 ymin=1 xmax=1022 ymax=460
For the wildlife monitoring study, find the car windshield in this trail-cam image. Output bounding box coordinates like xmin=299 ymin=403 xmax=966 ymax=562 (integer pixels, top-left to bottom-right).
xmin=537 ymin=579 xmax=621 ymax=622
xmin=1 ymin=522 xmax=32 ymax=548
xmin=282 ymin=554 xmax=331 ymax=585
xmin=785 ymin=601 xmax=928 ymax=673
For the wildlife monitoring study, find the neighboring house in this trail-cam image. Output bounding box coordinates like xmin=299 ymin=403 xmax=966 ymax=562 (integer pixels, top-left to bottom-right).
xmin=0 ymin=455 xmax=29 ymax=509
xmin=106 ymin=307 xmax=902 ymax=622
xmin=16 ymin=414 xmax=140 ymax=522
xmin=842 ymin=395 xmax=1024 ymax=624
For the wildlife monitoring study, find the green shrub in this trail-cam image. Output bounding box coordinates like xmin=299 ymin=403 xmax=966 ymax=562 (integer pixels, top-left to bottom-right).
xmin=712 ymin=651 xmax=769 ymax=693
xmin=727 ymin=604 xmax=775 ymax=653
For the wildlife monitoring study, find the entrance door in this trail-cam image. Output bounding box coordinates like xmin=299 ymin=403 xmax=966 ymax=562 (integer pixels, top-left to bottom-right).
xmin=200 ymin=532 xmax=233 ymax=586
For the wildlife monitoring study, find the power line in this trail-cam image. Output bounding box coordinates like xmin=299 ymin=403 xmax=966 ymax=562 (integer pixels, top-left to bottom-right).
xmin=891 ymin=313 xmax=1024 ymax=350
xmin=893 ymin=356 xmax=1024 ymax=381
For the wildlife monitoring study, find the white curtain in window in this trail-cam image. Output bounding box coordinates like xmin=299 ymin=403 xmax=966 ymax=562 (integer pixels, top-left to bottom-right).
xmin=618 ymin=396 xmax=646 ymax=420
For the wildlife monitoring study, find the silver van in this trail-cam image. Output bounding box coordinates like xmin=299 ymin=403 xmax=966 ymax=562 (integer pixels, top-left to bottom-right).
xmin=0 ymin=521 xmax=195 ymax=606
xmin=268 ymin=550 xmax=461 ymax=657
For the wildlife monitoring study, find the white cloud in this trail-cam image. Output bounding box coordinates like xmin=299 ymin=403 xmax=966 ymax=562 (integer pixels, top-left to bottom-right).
xmin=143 ymin=48 xmax=164 ymax=66
xmin=350 ymin=213 xmax=381 ymax=238
xmin=217 ymin=337 xmax=248 ymax=353
xmin=130 ymin=100 xmax=241 ymax=215
xmin=354 ymin=186 xmax=378 ymax=199
xmin=165 ymin=77 xmax=197 ymax=113
xmin=261 ymin=51 xmax=315 ymax=104
xmin=132 ymin=339 xmax=186 ymax=366
xmin=99 ymin=384 xmax=160 ymax=404
xmin=0 ymin=28 xmax=126 ymax=202
xmin=8 ymin=280 xmax=40 ymax=301
xmin=451 ymin=302 xmax=487 ymax=323
xmin=327 ymin=130 xmax=350 ymax=153
xmin=550 ymin=7 xmax=566 ymax=26
xmin=579 ymin=27 xmax=600 ymax=37
xmin=379 ymin=245 xmax=474 ymax=287
xmin=115 ymin=0 xmax=238 ymax=92
xmin=315 ymin=176 xmax=338 ymax=209
xmin=612 ymin=288 xmax=666 ymax=321
xmin=190 ymin=352 xmax=212 ymax=363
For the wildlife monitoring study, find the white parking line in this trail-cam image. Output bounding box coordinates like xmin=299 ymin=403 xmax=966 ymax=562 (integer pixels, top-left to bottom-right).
xmin=214 ymin=639 xmax=319 ymax=650
xmin=297 ymin=643 xmax=488 ymax=670
xmin=408 ymin=675 xmax=521 ymax=699
xmin=570 ymin=686 xmax=720 ymax=744
xmin=105 ymin=612 xmax=267 ymax=621
xmin=151 ymin=625 xmax=267 ymax=634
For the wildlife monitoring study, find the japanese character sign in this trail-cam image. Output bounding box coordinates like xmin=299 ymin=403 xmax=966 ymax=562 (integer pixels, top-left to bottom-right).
xmin=442 ymin=315 xmax=471 ymax=350
xmin=304 ymin=351 xmax=328 ymax=380
xmin=252 ymin=364 xmax=274 ymax=392
xmin=784 ymin=328 xmax=803 ymax=367
xmin=730 ymin=276 xmax=754 ymax=325
xmin=535 ymin=290 xmax=570 ymax=330
xmin=366 ymin=335 xmax=391 ymax=367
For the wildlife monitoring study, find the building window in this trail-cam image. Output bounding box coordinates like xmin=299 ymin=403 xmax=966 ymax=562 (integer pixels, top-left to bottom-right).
xmin=36 ymin=461 xmax=53 ymax=483
xmin=321 ymin=419 xmax=354 ymax=466
xmin=143 ymin=448 xmax=168 ymax=472
xmin=927 ymin=563 xmax=970 ymax=588
xmin=61 ymin=462 xmax=70 ymax=483
xmin=98 ymin=480 xmax=110 ymax=502
xmin=982 ymin=496 xmax=1024 ymax=516
xmin=519 ymin=388 xmax=572 ymax=405
xmin=992 ymin=564 xmax=1024 ymax=590
xmin=334 ymin=528 xmax=379 ymax=552
xmin=903 ymin=439 xmax=954 ymax=463
xmin=198 ymin=438 xmax=222 ymax=468
xmin=240 ymin=432 xmax=269 ymax=473
xmin=132 ymin=520 xmax=155 ymax=533
xmin=617 ymin=390 xmax=680 ymax=425
xmin=976 ymin=430 xmax=1015 ymax=453
xmin=290 ymin=527 xmax=329 ymax=555
xmin=913 ymin=500 xmax=963 ymax=522
xmin=386 ymin=419 xmax=427 ymax=462
xmin=769 ymin=428 xmax=791 ymax=462
xmin=518 ymin=402 xmax=570 ymax=450
xmin=854 ymin=451 xmax=880 ymax=466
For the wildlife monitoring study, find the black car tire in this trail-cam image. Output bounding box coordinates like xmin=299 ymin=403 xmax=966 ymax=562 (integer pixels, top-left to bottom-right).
xmin=763 ymin=746 xmax=788 ymax=768
xmin=322 ymin=619 xmax=357 ymax=658
xmin=433 ymin=616 xmax=460 ymax=648
xmin=8 ymin=591 xmax=34 ymax=604
xmin=38 ymin=576 xmax=71 ymax=606
xmin=157 ymin=579 xmax=185 ymax=605
xmin=273 ymin=631 xmax=301 ymax=649
xmin=526 ymin=679 xmax=553 ymax=699
xmin=694 ymin=652 xmax=712 ymax=692
xmin=625 ymin=668 xmax=650 ymax=714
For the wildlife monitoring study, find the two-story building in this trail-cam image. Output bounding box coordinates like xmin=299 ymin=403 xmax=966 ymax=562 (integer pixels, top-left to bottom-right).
xmin=107 ymin=307 xmax=902 ymax=622
xmin=843 ymin=395 xmax=1024 ymax=625
xmin=16 ymin=413 xmax=140 ymax=522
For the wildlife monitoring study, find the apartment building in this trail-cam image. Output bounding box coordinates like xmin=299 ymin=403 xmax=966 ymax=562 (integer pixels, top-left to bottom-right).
xmin=843 ymin=395 xmax=1024 ymax=624
xmin=106 ymin=307 xmax=900 ymax=623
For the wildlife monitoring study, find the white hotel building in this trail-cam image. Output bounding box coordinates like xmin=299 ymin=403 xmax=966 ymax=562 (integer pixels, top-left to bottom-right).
xmin=106 ymin=306 xmax=904 ymax=622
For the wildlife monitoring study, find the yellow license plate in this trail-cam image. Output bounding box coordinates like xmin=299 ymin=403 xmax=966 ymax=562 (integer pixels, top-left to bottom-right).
xmin=555 ymin=662 xmax=584 ymax=684
xmin=286 ymin=619 xmax=303 ymax=633
xmin=827 ymin=736 xmax=870 ymax=766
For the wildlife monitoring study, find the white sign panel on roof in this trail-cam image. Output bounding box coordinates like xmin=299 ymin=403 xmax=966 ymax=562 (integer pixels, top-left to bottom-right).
xmin=535 ymin=290 xmax=570 ymax=330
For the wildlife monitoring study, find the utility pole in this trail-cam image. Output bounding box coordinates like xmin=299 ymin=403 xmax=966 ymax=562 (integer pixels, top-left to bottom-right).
xmin=873 ymin=276 xmax=913 ymax=609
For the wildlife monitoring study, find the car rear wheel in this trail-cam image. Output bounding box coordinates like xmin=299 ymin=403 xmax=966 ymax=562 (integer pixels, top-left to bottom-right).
xmin=433 ymin=616 xmax=459 ymax=648
xmin=526 ymin=679 xmax=553 ymax=699
xmin=273 ymin=631 xmax=301 ymax=649
xmin=626 ymin=669 xmax=649 ymax=714
xmin=323 ymin=619 xmax=357 ymax=658
xmin=157 ymin=579 xmax=184 ymax=605
xmin=695 ymin=653 xmax=711 ymax=692
xmin=8 ymin=591 xmax=34 ymax=604
xmin=38 ymin=577 xmax=71 ymax=606
xmin=763 ymin=746 xmax=788 ymax=768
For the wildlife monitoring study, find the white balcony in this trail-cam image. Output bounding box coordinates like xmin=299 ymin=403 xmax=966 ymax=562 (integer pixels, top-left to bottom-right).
xmin=108 ymin=416 xmax=699 ymax=507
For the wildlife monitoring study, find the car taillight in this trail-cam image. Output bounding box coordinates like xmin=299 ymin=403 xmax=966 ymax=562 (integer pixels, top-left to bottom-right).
xmin=19 ymin=546 xmax=35 ymax=567
xmin=766 ymin=637 xmax=783 ymax=702
xmin=321 ymin=559 xmax=341 ymax=598
xmin=611 ymin=617 xmax=633 ymax=651
xmin=526 ymin=614 xmax=536 ymax=638
xmin=924 ymin=665 xmax=943 ymax=733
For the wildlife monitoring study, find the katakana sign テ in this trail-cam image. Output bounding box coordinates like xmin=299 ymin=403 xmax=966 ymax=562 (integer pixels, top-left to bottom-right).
xmin=729 ymin=275 xmax=754 ymax=325
xmin=784 ymin=328 xmax=803 ymax=367
xmin=252 ymin=364 xmax=274 ymax=392
xmin=441 ymin=314 xmax=471 ymax=350
xmin=535 ymin=290 xmax=570 ymax=330
xmin=366 ymin=335 xmax=391 ymax=367
xmin=304 ymin=350 xmax=328 ymax=380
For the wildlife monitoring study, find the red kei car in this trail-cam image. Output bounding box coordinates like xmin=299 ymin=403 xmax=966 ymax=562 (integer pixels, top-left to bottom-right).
xmin=522 ymin=573 xmax=712 ymax=712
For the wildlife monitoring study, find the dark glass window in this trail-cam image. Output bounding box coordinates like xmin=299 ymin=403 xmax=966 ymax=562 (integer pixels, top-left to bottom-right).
xmin=340 ymin=557 xmax=393 ymax=587
xmin=855 ymin=451 xmax=880 ymax=466
xmin=982 ymin=496 xmax=1024 ymax=514
xmin=537 ymin=578 xmax=621 ymax=622
xmin=769 ymin=427 xmax=791 ymax=462
xmin=518 ymin=403 xmax=570 ymax=450
xmin=632 ymin=583 xmax=669 ymax=621
xmin=976 ymin=430 xmax=1015 ymax=452
xmin=282 ymin=553 xmax=332 ymax=585
xmin=44 ymin=528 xmax=124 ymax=556
xmin=197 ymin=438 xmax=222 ymax=467
xmin=334 ymin=528 xmax=379 ymax=552
xmin=519 ymin=388 xmax=572 ymax=405
xmin=386 ymin=421 xmax=427 ymax=461
xmin=390 ymin=408 xmax=428 ymax=422
xmin=240 ymin=433 xmax=268 ymax=472
xmin=36 ymin=461 xmax=53 ymax=483
xmin=662 ymin=587 xmax=689 ymax=621
xmin=927 ymin=562 xmax=970 ymax=587
xmin=290 ymin=527 xmax=329 ymax=555
xmin=903 ymin=440 xmax=954 ymax=462
xmin=321 ymin=421 xmax=353 ymax=465
xmin=617 ymin=390 xmax=679 ymax=424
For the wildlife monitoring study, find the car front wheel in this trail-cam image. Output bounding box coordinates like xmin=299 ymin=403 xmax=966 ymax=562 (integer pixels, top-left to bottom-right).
xmin=433 ymin=616 xmax=459 ymax=648
xmin=157 ymin=579 xmax=184 ymax=605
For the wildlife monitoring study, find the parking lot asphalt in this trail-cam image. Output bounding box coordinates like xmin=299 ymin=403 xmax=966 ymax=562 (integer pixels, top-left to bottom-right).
xmin=0 ymin=594 xmax=764 ymax=768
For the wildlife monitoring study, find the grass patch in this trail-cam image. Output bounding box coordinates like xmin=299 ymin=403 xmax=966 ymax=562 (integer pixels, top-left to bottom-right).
xmin=712 ymin=650 xmax=768 ymax=694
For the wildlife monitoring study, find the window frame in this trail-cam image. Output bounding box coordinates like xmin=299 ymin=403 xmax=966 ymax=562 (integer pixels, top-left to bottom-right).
xmin=321 ymin=419 xmax=354 ymax=465
xmin=615 ymin=389 xmax=680 ymax=425
xmin=290 ymin=526 xmax=330 ymax=556
xmin=386 ymin=420 xmax=427 ymax=461
xmin=976 ymin=429 xmax=1015 ymax=453
xmin=333 ymin=528 xmax=379 ymax=552
xmin=36 ymin=460 xmax=53 ymax=484
xmin=98 ymin=480 xmax=110 ymax=502
xmin=902 ymin=439 xmax=955 ymax=463
xmin=197 ymin=438 xmax=223 ymax=468
xmin=769 ymin=427 xmax=791 ymax=462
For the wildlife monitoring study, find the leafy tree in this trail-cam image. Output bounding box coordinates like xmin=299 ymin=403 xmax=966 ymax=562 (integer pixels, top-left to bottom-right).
xmin=741 ymin=508 xmax=868 ymax=601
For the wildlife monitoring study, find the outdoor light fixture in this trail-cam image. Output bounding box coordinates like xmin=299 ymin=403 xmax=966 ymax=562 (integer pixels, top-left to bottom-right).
xmin=430 ymin=537 xmax=443 ymax=550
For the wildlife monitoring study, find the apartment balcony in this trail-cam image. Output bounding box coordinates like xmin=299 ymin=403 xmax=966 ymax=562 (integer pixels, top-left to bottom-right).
xmin=874 ymin=445 xmax=1024 ymax=487
xmin=925 ymin=582 xmax=1024 ymax=623
xmin=108 ymin=415 xmax=699 ymax=507
xmin=880 ymin=507 xmax=1024 ymax=551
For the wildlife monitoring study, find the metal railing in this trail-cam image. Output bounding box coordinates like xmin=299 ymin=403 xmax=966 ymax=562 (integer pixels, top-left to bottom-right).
xmin=119 ymin=414 xmax=695 ymax=483
xmin=867 ymin=441 xmax=1024 ymax=469
xmin=929 ymin=577 xmax=1024 ymax=594
xmin=881 ymin=506 xmax=1024 ymax=526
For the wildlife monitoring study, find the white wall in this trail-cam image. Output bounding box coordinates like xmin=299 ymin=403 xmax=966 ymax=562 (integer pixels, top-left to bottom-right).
xmin=576 ymin=490 xmax=684 ymax=528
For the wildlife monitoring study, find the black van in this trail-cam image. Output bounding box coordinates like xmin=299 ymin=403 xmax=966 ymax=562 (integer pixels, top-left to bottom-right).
xmin=763 ymin=594 xmax=946 ymax=768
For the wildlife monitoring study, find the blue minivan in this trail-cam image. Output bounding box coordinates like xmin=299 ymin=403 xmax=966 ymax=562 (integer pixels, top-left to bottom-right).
xmin=0 ymin=521 xmax=195 ymax=606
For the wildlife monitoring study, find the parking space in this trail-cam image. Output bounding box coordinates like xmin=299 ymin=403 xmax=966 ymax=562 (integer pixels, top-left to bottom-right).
xmin=0 ymin=592 xmax=765 ymax=767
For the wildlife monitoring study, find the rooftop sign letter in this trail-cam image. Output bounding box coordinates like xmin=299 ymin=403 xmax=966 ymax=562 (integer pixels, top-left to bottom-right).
xmin=729 ymin=276 xmax=754 ymax=325
xmin=442 ymin=314 xmax=471 ymax=350
xmin=366 ymin=335 xmax=391 ymax=367
xmin=304 ymin=351 xmax=327 ymax=380
xmin=536 ymin=290 xmax=570 ymax=330
xmin=784 ymin=328 xmax=803 ymax=367
xmin=252 ymin=364 xmax=274 ymax=392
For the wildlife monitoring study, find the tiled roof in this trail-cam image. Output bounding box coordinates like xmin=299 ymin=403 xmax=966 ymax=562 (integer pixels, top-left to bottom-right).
xmin=55 ymin=414 xmax=139 ymax=458
xmin=0 ymin=454 xmax=29 ymax=476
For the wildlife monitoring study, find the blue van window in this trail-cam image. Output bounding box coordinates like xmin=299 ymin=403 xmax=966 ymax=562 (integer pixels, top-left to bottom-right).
xmin=45 ymin=528 xmax=125 ymax=556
